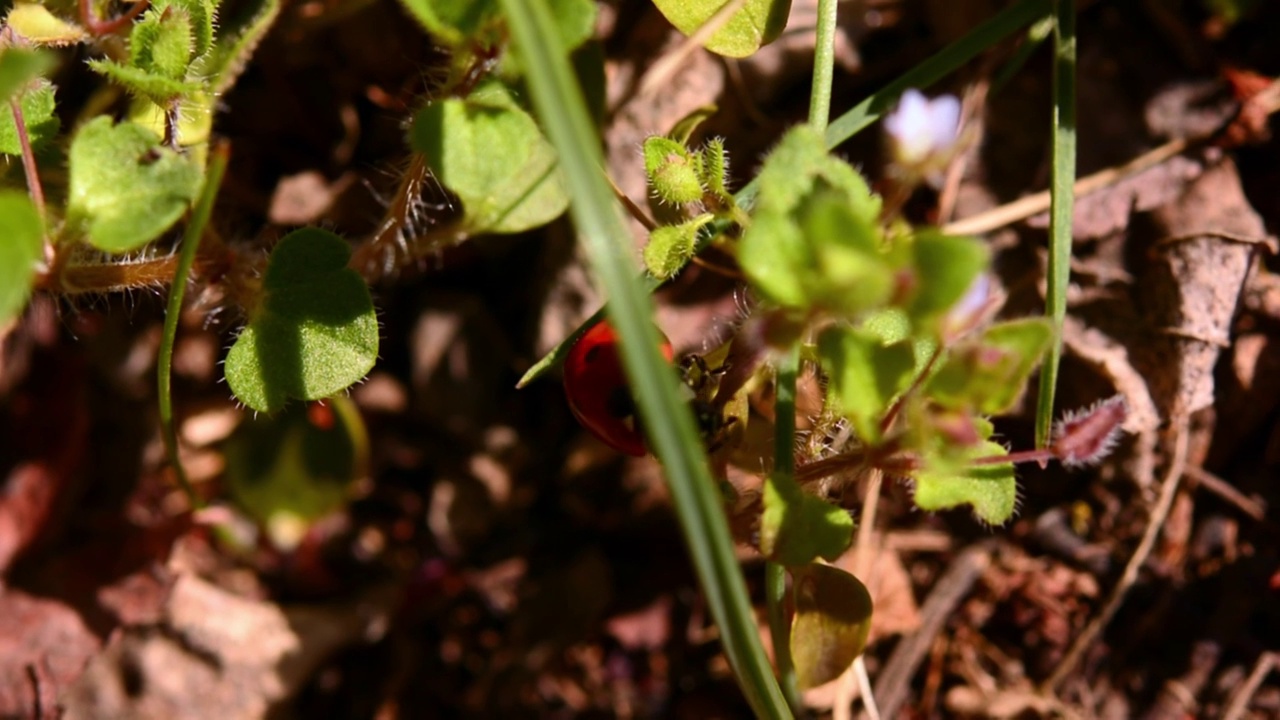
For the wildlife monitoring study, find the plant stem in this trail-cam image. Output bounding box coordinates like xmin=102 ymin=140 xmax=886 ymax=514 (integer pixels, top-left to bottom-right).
xmin=9 ymin=98 xmax=47 ymax=253
xmin=768 ymin=342 xmax=804 ymax=713
xmin=157 ymin=143 xmax=229 ymax=510
xmin=808 ymin=0 xmax=841 ymax=132
xmin=1034 ymin=0 xmax=1076 ymax=447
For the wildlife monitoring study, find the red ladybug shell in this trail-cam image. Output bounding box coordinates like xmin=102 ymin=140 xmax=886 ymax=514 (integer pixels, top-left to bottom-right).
xmin=563 ymin=321 xmax=674 ymax=456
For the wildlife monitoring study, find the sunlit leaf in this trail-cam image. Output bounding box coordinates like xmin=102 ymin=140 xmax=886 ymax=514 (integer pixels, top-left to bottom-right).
xmin=0 ymin=192 xmax=43 ymax=327
xmin=66 ymin=117 xmax=202 ymax=252
xmin=760 ymin=475 xmax=854 ymax=567
xmin=3 ymin=3 xmax=88 ymax=46
xmin=818 ymin=326 xmax=917 ymax=443
xmin=926 ymin=317 xmax=1054 ymax=415
xmin=0 ymin=78 xmax=57 ymax=156
xmin=224 ymin=228 xmax=379 ymax=414
xmin=653 ymin=0 xmax=792 ymax=58
xmin=410 ymin=81 xmax=569 ymax=234
xmin=911 ymin=439 xmax=1017 ymax=525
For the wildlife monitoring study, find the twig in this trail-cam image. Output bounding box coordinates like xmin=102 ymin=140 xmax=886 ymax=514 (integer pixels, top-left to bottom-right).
xmin=942 ymin=137 xmax=1189 ymax=236
xmin=1183 ymin=464 xmax=1266 ymax=522
xmin=79 ymin=0 xmax=151 ymax=36
xmin=637 ymin=0 xmax=749 ymax=100
xmin=835 ymin=469 xmax=884 ymax=720
xmin=1041 ymin=420 xmax=1190 ymax=692
xmin=1221 ymin=651 xmax=1278 ymax=720
xmin=865 ymin=541 xmax=995 ymax=719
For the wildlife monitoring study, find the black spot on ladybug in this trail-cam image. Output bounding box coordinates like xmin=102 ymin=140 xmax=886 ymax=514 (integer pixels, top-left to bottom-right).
xmin=605 ymin=386 xmax=636 ymax=420
xmin=583 ymin=345 xmax=602 ymax=364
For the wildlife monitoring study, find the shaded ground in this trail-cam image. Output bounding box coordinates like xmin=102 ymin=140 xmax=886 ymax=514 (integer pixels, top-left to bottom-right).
xmin=3 ymin=0 xmax=1280 ymax=717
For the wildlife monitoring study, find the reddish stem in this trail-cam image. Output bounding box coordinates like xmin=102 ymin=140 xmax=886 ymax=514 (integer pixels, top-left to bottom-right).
xmin=79 ymin=0 xmax=150 ymax=36
xmin=9 ymin=98 xmax=48 ymax=258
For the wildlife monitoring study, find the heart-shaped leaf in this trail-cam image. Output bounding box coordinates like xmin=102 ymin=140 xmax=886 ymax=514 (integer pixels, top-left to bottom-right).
xmin=224 ymin=396 xmax=368 ymax=549
xmin=66 ymin=117 xmax=202 ymax=252
xmin=791 ymin=563 xmax=873 ymax=689
xmin=410 ymin=81 xmax=569 ymax=234
xmin=0 ymin=191 xmax=43 ymax=327
xmin=653 ymin=0 xmax=792 ymax=58
xmin=225 ymin=228 xmax=379 ymax=414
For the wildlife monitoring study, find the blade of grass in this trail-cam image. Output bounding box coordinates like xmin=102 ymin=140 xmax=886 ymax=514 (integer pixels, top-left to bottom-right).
xmin=808 ymin=0 xmax=840 ymax=132
xmin=1034 ymin=0 xmax=1075 ymax=446
xmin=516 ymin=0 xmax=1052 ymax=389
xmin=498 ymin=1 xmax=791 ymax=716
xmin=766 ymin=342 xmax=804 ymax=714
xmin=157 ymin=142 xmax=229 ymax=509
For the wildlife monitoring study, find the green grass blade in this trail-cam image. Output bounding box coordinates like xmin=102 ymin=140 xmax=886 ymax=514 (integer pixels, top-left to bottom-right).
xmin=1034 ymin=0 xmax=1076 ymax=446
xmin=498 ymin=1 xmax=791 ymax=716
xmin=157 ymin=143 xmax=228 ymax=509
xmin=766 ymin=342 xmax=804 ymax=713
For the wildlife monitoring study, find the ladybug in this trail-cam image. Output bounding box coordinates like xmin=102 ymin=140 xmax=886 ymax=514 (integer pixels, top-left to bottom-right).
xmin=563 ymin=320 xmax=674 ymax=456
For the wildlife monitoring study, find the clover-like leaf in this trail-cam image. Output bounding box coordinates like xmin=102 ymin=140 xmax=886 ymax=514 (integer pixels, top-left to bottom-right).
xmin=4 ymin=3 xmax=89 ymax=46
xmin=0 ymin=192 xmax=43 ymax=327
xmin=654 ymin=0 xmax=792 ymax=58
xmin=760 ymin=475 xmax=854 ymax=567
xmin=66 ymin=117 xmax=202 ymax=252
xmin=911 ymin=439 xmax=1017 ymax=525
xmin=225 ymin=228 xmax=379 ymax=414
xmin=224 ymin=396 xmax=368 ymax=550
xmin=791 ymin=563 xmax=873 ymax=690
xmin=410 ymin=81 xmax=569 ymax=234
xmin=926 ymin=317 xmax=1054 ymax=415
xmin=819 ymin=326 xmax=917 ymax=444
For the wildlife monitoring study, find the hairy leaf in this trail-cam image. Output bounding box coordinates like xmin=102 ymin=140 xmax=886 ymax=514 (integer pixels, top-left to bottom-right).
xmin=0 ymin=192 xmax=43 ymax=327
xmin=225 ymin=228 xmax=379 ymax=414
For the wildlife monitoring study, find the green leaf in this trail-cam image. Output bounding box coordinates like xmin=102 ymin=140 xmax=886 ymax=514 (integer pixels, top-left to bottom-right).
xmin=198 ymin=0 xmax=280 ymax=94
xmin=501 ymin=0 xmax=597 ymax=76
xmin=153 ymin=0 xmax=218 ymax=57
xmin=410 ymin=81 xmax=569 ymax=233
xmin=653 ymin=0 xmax=792 ymax=58
xmin=790 ymin=563 xmax=873 ymax=690
xmin=224 ymin=228 xmax=379 ymax=414
xmin=398 ymin=0 xmax=500 ymax=48
xmin=88 ymin=59 xmax=200 ymax=103
xmin=0 ymin=78 xmax=57 ymax=156
xmin=130 ymin=8 xmax=195 ymax=80
xmin=911 ymin=439 xmax=1017 ymax=524
xmin=0 ymin=192 xmax=43 ymax=327
xmin=739 ymin=126 xmax=889 ymax=316
xmin=644 ymin=216 xmax=711 ymax=280
xmin=66 ymin=117 xmax=202 ymax=252
xmin=224 ymin=396 xmax=368 ymax=549
xmin=760 ymin=475 xmax=854 ymax=567
xmin=643 ymin=135 xmax=704 ymax=205
xmin=926 ymin=317 xmax=1054 ymax=415
xmin=907 ymin=230 xmax=989 ymax=327
xmin=3 ymin=3 xmax=89 ymax=46
xmin=818 ymin=326 xmax=917 ymax=443
xmin=0 ymin=48 xmax=54 ymax=103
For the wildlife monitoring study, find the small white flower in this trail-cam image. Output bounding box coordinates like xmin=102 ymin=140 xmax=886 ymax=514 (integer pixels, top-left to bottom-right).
xmin=884 ymin=89 xmax=961 ymax=167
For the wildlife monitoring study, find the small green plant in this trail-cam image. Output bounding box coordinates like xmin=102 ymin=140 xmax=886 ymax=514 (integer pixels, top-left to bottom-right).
xmin=1 ymin=0 xmax=1111 ymax=715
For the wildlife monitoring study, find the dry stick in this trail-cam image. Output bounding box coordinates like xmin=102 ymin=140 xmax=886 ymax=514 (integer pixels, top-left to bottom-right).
xmin=637 ymin=0 xmax=749 ymax=99
xmin=1041 ymin=420 xmax=1191 ymax=693
xmin=1221 ymin=651 xmax=1278 ymax=720
xmin=834 ymin=469 xmax=885 ymax=720
xmin=864 ymin=541 xmax=996 ymax=720
xmin=1182 ymin=464 xmax=1266 ymax=522
xmin=942 ymin=136 xmax=1189 ymax=237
